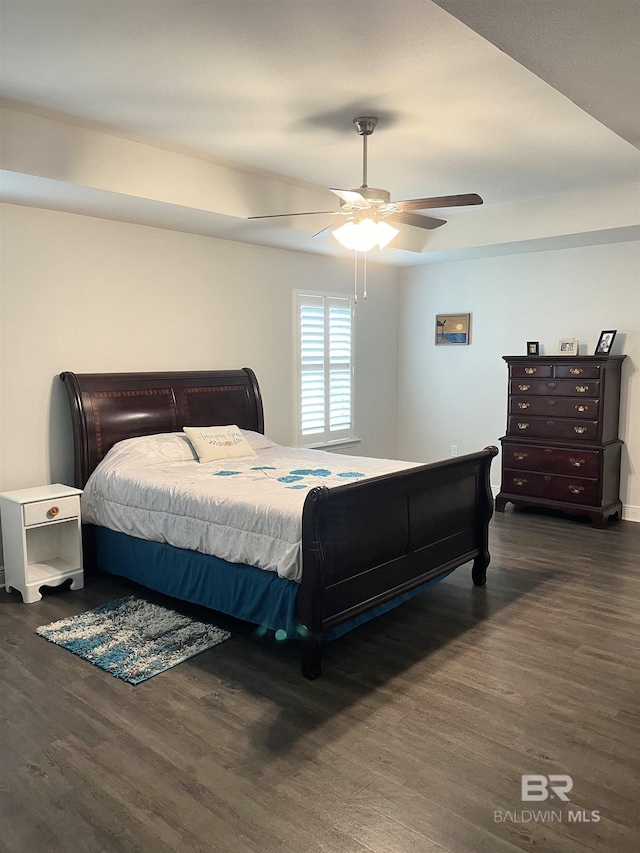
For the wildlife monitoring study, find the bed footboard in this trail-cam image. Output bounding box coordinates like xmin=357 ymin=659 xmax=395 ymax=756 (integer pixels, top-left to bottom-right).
xmin=297 ymin=446 xmax=498 ymax=679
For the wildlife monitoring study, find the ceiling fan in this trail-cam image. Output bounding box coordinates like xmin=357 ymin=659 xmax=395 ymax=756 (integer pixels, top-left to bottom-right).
xmin=248 ymin=116 xmax=483 ymax=251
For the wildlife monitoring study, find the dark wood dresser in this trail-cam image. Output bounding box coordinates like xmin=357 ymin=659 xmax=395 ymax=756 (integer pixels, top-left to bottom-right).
xmin=496 ymin=355 xmax=626 ymax=528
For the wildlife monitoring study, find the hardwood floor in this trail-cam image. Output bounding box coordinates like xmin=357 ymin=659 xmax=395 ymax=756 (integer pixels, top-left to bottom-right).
xmin=1 ymin=509 xmax=639 ymax=853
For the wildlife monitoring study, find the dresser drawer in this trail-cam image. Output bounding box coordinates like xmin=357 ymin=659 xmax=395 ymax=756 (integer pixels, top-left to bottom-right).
xmin=555 ymin=363 xmax=603 ymax=380
xmin=510 ymin=396 xmax=599 ymax=419
xmin=508 ymin=417 xmax=597 ymax=441
xmin=503 ymin=469 xmax=598 ymax=505
xmin=510 ymin=379 xmax=600 ymax=398
xmin=502 ymin=444 xmax=601 ymax=477
xmin=511 ymin=364 xmax=553 ymax=379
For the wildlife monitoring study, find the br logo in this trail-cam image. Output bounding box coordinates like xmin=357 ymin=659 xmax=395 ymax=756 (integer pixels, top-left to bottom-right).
xmin=521 ymin=775 xmax=573 ymax=802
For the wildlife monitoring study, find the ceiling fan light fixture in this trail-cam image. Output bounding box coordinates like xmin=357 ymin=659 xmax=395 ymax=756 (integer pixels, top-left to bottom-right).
xmin=333 ymin=218 xmax=399 ymax=252
xmin=375 ymin=220 xmax=400 ymax=249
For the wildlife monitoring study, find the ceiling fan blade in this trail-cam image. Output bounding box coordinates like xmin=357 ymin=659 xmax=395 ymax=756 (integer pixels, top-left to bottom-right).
xmin=394 ymin=193 xmax=483 ymax=211
xmin=312 ymin=221 xmax=343 ymax=239
xmin=330 ymin=188 xmax=370 ymax=207
xmin=248 ymin=211 xmax=340 ymax=220
xmin=386 ymin=211 xmax=447 ymax=230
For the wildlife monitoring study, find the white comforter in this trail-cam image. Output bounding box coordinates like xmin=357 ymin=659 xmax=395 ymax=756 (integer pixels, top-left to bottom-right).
xmin=81 ymin=431 xmax=418 ymax=582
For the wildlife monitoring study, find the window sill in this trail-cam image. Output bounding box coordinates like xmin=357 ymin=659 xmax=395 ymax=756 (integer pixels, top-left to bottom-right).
xmin=304 ymin=438 xmax=362 ymax=452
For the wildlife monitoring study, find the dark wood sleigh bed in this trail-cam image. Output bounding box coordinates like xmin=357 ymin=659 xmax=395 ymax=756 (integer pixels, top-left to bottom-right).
xmin=60 ymin=368 xmax=498 ymax=679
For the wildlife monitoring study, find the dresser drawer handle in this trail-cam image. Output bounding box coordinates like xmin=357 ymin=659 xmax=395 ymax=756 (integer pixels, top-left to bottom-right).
xmin=524 ymin=367 xmax=536 ymax=375
xmin=547 ymin=382 xmax=557 ymax=389
xmin=547 ymin=399 xmax=556 ymax=406
xmin=544 ymin=475 xmax=551 ymax=482
xmin=575 ymin=404 xmax=588 ymax=412
xmin=513 ymin=452 xmax=528 ymax=460
xmin=518 ymin=402 xmax=530 ymax=409
xmin=48 ymin=506 xmax=60 ymax=518
xmin=517 ymin=422 xmax=529 ymax=430
xmin=570 ymin=368 xmax=583 ymax=375
xmin=518 ymin=384 xmax=531 ymax=391
xmin=512 ymin=478 xmax=527 ymax=486
xmin=570 ymin=458 xmax=585 ymax=467
xmin=569 ymin=485 xmax=585 ymax=494
xmin=575 ymin=385 xmax=589 ymax=393
xmin=574 ymin=426 xmax=587 ymax=434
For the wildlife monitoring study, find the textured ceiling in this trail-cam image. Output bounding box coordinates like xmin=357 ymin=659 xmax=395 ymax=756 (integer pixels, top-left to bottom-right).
xmin=433 ymin=0 xmax=640 ymax=148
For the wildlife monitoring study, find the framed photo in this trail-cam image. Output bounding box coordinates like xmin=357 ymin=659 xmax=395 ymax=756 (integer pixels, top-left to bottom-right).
xmin=594 ymin=329 xmax=616 ymax=356
xmin=527 ymin=341 xmax=539 ymax=356
xmin=435 ymin=313 xmax=470 ymax=345
xmin=558 ymin=338 xmax=579 ymax=356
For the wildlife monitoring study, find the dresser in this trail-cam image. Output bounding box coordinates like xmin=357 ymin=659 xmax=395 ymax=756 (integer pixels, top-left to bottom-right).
xmin=495 ymin=355 xmax=626 ymax=528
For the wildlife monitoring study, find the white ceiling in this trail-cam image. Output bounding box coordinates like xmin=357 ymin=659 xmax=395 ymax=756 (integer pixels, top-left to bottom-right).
xmin=1 ymin=0 xmax=639 ymax=265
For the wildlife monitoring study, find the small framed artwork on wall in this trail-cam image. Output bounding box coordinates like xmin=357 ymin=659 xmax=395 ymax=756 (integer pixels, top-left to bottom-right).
xmin=527 ymin=341 xmax=539 ymax=356
xmin=435 ymin=313 xmax=471 ymax=345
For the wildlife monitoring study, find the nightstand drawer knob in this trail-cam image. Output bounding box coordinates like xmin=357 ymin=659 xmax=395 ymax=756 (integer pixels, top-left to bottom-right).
xmin=518 ymin=384 xmax=531 ymax=391
xmin=576 ymin=385 xmax=589 ymax=393
xmin=518 ymin=402 xmax=530 ymax=409
xmin=513 ymin=452 xmax=528 ymax=460
xmin=48 ymin=506 xmax=60 ymax=518
xmin=574 ymin=426 xmax=587 ymax=434
xmin=575 ymin=404 xmax=588 ymax=412
xmin=513 ymin=478 xmax=527 ymax=486
xmin=569 ymin=485 xmax=585 ymax=494
xmin=570 ymin=368 xmax=583 ymax=375
xmin=525 ymin=367 xmax=536 ymax=375
xmin=547 ymin=382 xmax=557 ymax=389
xmin=517 ymin=422 xmax=529 ymax=430
xmin=570 ymin=458 xmax=585 ymax=467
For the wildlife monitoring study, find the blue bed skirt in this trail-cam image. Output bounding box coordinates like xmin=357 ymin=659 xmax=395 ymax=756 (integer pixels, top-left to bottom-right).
xmin=95 ymin=527 xmax=454 ymax=641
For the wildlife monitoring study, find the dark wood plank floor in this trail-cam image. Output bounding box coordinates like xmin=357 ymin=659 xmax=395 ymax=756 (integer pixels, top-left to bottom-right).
xmin=1 ymin=509 xmax=639 ymax=853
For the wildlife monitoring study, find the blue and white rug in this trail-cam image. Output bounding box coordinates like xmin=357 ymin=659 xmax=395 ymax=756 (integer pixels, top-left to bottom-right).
xmin=36 ymin=596 xmax=231 ymax=684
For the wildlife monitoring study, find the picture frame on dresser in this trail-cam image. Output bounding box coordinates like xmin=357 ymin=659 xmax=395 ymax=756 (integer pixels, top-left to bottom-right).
xmin=595 ymin=330 xmax=616 ymax=356
xmin=527 ymin=342 xmax=539 ymax=356
xmin=558 ymin=338 xmax=579 ymax=355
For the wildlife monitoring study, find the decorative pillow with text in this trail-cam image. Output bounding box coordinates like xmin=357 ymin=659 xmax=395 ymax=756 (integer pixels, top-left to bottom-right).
xmin=183 ymin=425 xmax=257 ymax=463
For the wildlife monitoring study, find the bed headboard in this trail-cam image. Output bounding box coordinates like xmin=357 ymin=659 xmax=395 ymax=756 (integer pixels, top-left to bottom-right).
xmin=60 ymin=368 xmax=264 ymax=488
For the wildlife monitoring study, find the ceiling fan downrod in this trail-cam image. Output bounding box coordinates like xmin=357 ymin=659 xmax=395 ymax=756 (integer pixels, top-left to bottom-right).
xmin=353 ymin=116 xmax=378 ymax=189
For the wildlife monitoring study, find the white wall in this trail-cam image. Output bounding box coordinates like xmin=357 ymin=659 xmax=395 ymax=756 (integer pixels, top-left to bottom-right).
xmin=397 ymin=240 xmax=640 ymax=520
xmin=0 ymin=203 xmax=400 ymax=502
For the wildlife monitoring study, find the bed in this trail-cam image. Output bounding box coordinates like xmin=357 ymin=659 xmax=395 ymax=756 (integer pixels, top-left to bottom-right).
xmin=60 ymin=368 xmax=498 ymax=679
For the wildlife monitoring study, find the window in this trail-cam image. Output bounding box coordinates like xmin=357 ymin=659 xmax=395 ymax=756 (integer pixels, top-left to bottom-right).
xmin=295 ymin=292 xmax=354 ymax=446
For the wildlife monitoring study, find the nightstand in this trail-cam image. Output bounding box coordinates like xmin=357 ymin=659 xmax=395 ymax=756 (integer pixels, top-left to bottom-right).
xmin=0 ymin=484 xmax=84 ymax=603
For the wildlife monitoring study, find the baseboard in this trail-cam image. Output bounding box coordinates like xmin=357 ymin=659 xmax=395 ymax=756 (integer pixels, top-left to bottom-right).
xmin=622 ymin=504 xmax=640 ymax=523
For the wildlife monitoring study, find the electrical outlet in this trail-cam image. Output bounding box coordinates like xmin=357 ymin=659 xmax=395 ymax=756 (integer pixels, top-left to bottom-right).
xmin=451 ymin=445 xmax=458 ymax=457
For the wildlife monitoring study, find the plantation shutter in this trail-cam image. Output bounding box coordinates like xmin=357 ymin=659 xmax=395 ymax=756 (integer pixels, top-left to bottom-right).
xmin=297 ymin=293 xmax=353 ymax=445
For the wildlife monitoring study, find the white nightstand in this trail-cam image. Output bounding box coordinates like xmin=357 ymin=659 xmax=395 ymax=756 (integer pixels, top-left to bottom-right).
xmin=0 ymin=484 xmax=84 ymax=603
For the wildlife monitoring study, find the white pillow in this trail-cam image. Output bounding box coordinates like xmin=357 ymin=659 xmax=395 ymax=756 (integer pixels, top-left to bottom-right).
xmin=183 ymin=425 xmax=257 ymax=463
xmin=104 ymin=433 xmax=198 ymax=465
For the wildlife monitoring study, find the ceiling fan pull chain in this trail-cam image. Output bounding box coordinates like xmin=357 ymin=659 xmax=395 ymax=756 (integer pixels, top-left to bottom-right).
xmin=354 ymin=251 xmax=358 ymax=303
xmin=363 ymin=252 xmax=368 ymax=300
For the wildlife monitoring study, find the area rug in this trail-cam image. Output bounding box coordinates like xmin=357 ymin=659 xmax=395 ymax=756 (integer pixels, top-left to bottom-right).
xmin=36 ymin=596 xmax=231 ymax=684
